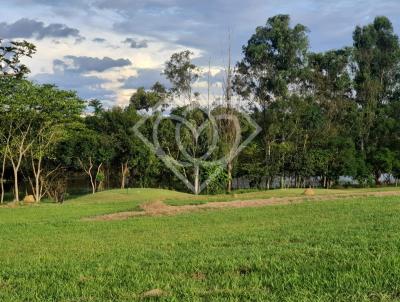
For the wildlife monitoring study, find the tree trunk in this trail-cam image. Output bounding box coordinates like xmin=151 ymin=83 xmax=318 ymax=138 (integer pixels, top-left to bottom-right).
xmin=31 ymin=157 xmax=42 ymax=202
xmin=0 ymin=178 xmax=4 ymax=204
xmin=121 ymin=163 xmax=125 ymax=189
xmin=35 ymin=171 xmax=40 ymax=202
xmin=95 ymin=163 xmax=104 ymax=192
xmin=0 ymin=152 xmax=6 ymax=204
xmin=9 ymin=151 xmax=26 ymax=202
xmin=375 ymin=172 xmax=381 ymax=186
xmin=194 ymin=165 xmax=200 ymax=195
xmin=78 ymin=158 xmax=96 ymax=194
xmin=13 ymin=167 xmax=19 ymax=202
xmin=121 ymin=161 xmax=129 ymax=189
xmin=227 ymin=161 xmax=232 ymax=193
xmin=89 ymin=173 xmax=95 ymax=194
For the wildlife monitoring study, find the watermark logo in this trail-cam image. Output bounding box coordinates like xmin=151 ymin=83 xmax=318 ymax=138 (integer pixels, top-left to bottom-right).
xmin=133 ymin=101 xmax=261 ymax=194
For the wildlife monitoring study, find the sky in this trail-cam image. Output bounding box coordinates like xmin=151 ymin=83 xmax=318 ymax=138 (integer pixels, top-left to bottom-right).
xmin=1 ymin=0 xmax=399 ymax=107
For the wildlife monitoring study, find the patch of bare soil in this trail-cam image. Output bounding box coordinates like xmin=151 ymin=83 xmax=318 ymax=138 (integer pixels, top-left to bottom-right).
xmin=84 ymin=190 xmax=400 ymax=221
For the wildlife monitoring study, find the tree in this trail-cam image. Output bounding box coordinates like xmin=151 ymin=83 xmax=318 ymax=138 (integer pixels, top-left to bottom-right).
xmin=71 ymin=128 xmax=114 ymax=194
xmin=0 ymin=40 xmax=36 ymax=201
xmin=353 ymin=16 xmax=400 ymax=183
xmin=0 ymin=122 xmax=11 ymax=203
xmin=28 ymin=85 xmax=84 ymax=202
xmin=155 ymin=105 xmax=216 ymax=194
xmin=164 ymin=50 xmax=199 ymax=104
xmin=89 ymin=99 xmax=104 ymax=115
xmin=219 ymin=38 xmax=237 ymax=192
xmin=308 ymin=48 xmax=358 ymax=186
xmin=234 ymin=15 xmax=309 ymax=189
xmin=0 ymin=39 xmax=36 ymax=78
xmin=129 ymin=82 xmax=167 ymax=111
xmin=0 ymin=79 xmax=36 ymax=201
xmin=234 ymin=14 xmax=309 ymax=102
xmin=0 ymin=79 xmax=84 ymax=202
xmin=93 ymin=106 xmax=140 ymax=189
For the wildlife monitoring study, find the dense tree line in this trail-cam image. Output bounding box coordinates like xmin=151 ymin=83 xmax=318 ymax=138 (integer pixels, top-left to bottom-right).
xmin=0 ymin=15 xmax=399 ymax=202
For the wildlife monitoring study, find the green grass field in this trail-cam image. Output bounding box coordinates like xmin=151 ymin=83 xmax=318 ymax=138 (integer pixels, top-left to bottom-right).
xmin=1 ymin=188 xmax=400 ymax=301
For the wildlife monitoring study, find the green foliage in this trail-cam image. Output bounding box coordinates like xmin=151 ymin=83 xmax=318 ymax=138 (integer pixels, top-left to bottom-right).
xmin=129 ymin=82 xmax=167 ymax=111
xmin=88 ymin=99 xmax=103 ymax=114
xmin=0 ymin=77 xmax=84 ymax=201
xmin=163 ymin=50 xmax=199 ymax=101
xmin=352 ymin=16 xmax=400 ymax=182
xmin=0 ymin=39 xmax=36 ymax=78
xmin=95 ymin=170 xmax=105 ymax=182
xmin=231 ymin=15 xmax=400 ymax=189
xmin=203 ymin=164 xmax=228 ymax=194
xmin=234 ymin=14 xmax=309 ymax=101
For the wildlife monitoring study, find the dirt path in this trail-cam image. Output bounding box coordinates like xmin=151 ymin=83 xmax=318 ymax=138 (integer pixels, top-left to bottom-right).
xmin=83 ymin=190 xmax=400 ymax=221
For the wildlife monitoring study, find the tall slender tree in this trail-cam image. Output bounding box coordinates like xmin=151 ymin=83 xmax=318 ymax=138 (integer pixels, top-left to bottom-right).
xmin=234 ymin=15 xmax=309 ymax=188
xmin=353 ymin=16 xmax=400 ymax=183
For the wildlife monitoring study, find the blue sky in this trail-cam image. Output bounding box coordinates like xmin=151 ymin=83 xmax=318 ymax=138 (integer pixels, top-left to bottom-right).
xmin=2 ymin=0 xmax=399 ymax=106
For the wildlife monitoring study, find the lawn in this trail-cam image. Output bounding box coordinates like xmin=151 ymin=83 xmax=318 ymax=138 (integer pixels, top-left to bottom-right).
xmin=1 ymin=188 xmax=400 ymax=301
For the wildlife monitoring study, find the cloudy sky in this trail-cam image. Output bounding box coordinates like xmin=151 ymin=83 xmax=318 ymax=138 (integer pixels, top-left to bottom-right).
xmin=2 ymin=0 xmax=399 ymax=107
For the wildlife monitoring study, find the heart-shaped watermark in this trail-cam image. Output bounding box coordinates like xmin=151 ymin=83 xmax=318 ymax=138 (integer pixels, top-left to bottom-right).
xmin=133 ymin=101 xmax=261 ymax=194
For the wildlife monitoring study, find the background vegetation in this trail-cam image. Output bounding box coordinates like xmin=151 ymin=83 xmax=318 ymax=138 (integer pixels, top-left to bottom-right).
xmin=1 ymin=14 xmax=400 ymax=203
